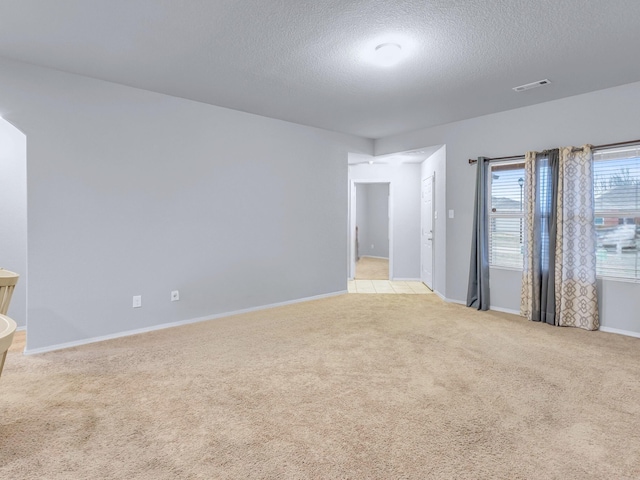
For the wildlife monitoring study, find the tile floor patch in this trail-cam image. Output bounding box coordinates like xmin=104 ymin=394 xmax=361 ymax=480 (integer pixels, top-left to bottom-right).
xmin=348 ymin=280 xmax=432 ymax=295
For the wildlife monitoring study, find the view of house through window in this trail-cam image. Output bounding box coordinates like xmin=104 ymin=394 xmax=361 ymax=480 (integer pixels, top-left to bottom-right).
xmin=488 ymin=159 xmax=526 ymax=269
xmin=594 ymin=145 xmax=640 ymax=280
xmin=487 ymin=145 xmax=640 ymax=281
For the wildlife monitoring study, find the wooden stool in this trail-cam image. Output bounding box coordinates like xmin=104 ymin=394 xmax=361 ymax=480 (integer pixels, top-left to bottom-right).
xmin=0 ymin=269 xmax=19 ymax=315
xmin=0 ymin=314 xmax=16 ymax=377
xmin=0 ymin=269 xmax=19 ymax=378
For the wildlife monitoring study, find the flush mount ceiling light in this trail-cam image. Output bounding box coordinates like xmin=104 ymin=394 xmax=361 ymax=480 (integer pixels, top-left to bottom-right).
xmin=360 ymin=35 xmax=415 ymax=67
xmin=374 ymin=43 xmax=403 ymax=67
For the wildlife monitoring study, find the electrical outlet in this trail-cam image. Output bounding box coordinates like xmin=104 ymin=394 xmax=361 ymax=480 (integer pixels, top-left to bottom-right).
xmin=171 ymin=290 xmax=180 ymax=302
xmin=132 ymin=295 xmax=142 ymax=308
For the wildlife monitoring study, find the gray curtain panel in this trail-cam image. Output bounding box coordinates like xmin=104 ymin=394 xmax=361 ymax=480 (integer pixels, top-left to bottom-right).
xmin=522 ymin=146 xmax=599 ymax=330
xmin=467 ymin=157 xmax=490 ymax=310
xmin=521 ymin=149 xmax=559 ymax=324
xmin=533 ymin=149 xmax=559 ymax=325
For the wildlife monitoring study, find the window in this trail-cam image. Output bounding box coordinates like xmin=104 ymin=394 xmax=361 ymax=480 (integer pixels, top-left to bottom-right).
xmin=488 ymin=159 xmax=525 ymax=269
xmin=486 ymin=144 xmax=640 ymax=279
xmin=594 ymin=145 xmax=640 ymax=280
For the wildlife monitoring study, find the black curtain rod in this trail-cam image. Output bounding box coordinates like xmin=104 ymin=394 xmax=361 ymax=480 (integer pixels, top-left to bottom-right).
xmin=467 ymin=139 xmax=640 ymax=165
xmin=467 ymin=155 xmax=523 ymax=165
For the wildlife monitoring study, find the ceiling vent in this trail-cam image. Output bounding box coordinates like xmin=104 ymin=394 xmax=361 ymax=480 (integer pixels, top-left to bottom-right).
xmin=512 ymin=79 xmax=551 ymax=92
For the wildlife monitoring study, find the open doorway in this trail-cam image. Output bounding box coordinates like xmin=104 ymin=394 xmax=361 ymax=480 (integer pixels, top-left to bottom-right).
xmin=348 ymin=145 xmax=444 ymax=294
xmin=349 ymin=181 xmax=391 ymax=280
xmin=354 ymin=182 xmax=390 ymax=280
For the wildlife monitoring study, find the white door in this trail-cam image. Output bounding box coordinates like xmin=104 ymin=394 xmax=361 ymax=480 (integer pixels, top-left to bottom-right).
xmin=421 ymin=175 xmax=434 ymax=289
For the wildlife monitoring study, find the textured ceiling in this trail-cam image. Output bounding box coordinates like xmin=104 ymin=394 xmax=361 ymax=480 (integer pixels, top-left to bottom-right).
xmin=1 ymin=0 xmax=640 ymax=139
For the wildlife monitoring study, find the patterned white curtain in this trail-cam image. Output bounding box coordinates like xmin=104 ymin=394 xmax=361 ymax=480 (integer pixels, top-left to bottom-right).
xmin=521 ymin=146 xmax=599 ymax=331
xmin=520 ymin=152 xmax=537 ymax=320
xmin=555 ymin=146 xmax=599 ymax=330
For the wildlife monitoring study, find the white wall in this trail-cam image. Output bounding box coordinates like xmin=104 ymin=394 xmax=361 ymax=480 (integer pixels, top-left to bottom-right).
xmin=0 ymin=118 xmax=27 ymax=326
xmin=357 ymin=183 xmax=389 ymax=258
xmin=365 ymin=183 xmax=389 ymax=258
xmin=0 ymin=56 xmax=372 ymax=352
xmin=349 ymin=163 xmax=421 ymax=280
xmin=376 ymin=81 xmax=640 ymax=334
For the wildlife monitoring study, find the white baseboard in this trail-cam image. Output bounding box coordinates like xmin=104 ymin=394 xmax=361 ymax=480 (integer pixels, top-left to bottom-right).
xmin=437 ymin=295 xmax=520 ymax=315
xmin=391 ymin=277 xmax=421 ymax=282
xmin=27 ymin=289 xmax=637 ymax=355
xmin=434 ymin=290 xmax=450 ymax=302
xmin=443 ymin=295 xmax=466 ymax=305
xmin=15 ymin=325 xmax=26 ymax=332
xmin=599 ymin=326 xmax=640 ymax=339
xmin=24 ymin=290 xmax=348 ymax=355
xmin=359 ymin=255 xmax=389 ymax=260
xmin=490 ymin=306 xmax=521 ymax=315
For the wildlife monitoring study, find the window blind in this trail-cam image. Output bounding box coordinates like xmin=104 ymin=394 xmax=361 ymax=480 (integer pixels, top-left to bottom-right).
xmin=594 ymin=145 xmax=640 ymax=280
xmin=489 ymin=160 xmax=525 ymax=269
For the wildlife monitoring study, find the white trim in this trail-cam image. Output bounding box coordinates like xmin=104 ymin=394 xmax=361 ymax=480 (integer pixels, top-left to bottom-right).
xmin=24 ymin=290 xmax=347 ymax=355
xmin=388 ymin=183 xmax=394 ymax=281
xmin=15 ymin=325 xmax=26 ymax=332
xmin=599 ymin=326 xmax=640 ymax=339
xmin=421 ymin=173 xmax=435 ymax=290
xmin=490 ymin=266 xmax=523 ymax=272
xmin=392 ymin=277 xmax=421 ymax=282
xmin=438 ymin=295 xmax=521 ymax=313
xmin=435 ymin=293 xmax=521 ymax=312
xmin=443 ymin=295 xmax=466 ymax=305
xmin=349 ymin=179 xmax=356 ymax=280
xmin=597 ymin=275 xmax=640 ymax=285
xmin=445 ymin=304 xmax=640 ymax=338
xmin=489 ymin=306 xmax=520 ymax=315
xmin=360 ymin=255 xmax=390 ymax=260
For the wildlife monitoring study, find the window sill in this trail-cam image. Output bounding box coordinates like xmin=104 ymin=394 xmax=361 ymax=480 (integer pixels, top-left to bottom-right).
xmin=597 ymin=275 xmax=640 ymax=285
xmin=489 ymin=266 xmax=523 ymax=272
xmin=489 ymin=268 xmax=640 ymax=283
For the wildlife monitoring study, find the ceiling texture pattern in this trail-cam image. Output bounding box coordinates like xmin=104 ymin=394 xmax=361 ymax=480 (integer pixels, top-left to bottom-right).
xmin=1 ymin=0 xmax=639 ymax=139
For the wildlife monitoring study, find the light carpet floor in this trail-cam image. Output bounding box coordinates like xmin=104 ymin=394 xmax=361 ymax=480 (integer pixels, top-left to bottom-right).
xmin=2 ymin=294 xmax=640 ymax=479
xmin=355 ymin=256 xmax=388 ymax=280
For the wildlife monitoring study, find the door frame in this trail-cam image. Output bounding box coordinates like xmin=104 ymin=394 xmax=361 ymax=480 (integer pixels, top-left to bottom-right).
xmin=421 ymin=173 xmax=435 ymax=289
xmin=348 ymin=180 xmax=393 ymax=280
